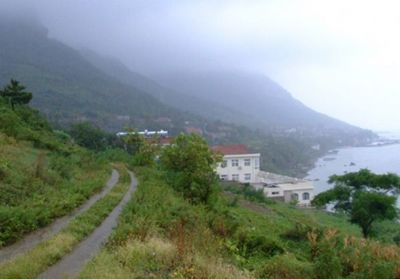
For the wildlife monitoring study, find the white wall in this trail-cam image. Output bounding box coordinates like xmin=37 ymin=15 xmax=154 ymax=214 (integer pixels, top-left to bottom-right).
xmin=264 ymin=182 xmax=314 ymax=206
xmin=281 ymin=184 xmax=314 ymax=206
xmin=216 ymin=153 xmax=260 ymax=183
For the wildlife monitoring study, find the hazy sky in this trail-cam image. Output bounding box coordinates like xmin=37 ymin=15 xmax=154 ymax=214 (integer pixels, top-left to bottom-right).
xmin=2 ymin=0 xmax=400 ymax=130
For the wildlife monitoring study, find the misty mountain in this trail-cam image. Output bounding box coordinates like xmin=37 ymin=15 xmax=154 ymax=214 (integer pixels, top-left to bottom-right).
xmin=80 ymin=49 xmax=255 ymax=127
xmin=0 ymin=18 xmax=185 ymax=131
xmin=0 ymin=18 xmax=374 ymax=176
xmin=82 ymin=47 xmax=373 ymax=143
xmin=155 ymin=71 xmax=368 ymax=138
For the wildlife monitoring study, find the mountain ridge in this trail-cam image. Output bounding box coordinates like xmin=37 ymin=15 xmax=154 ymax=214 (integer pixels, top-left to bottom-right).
xmin=0 ymin=18 xmax=375 ymax=176
xmin=81 ymin=48 xmax=374 ymax=145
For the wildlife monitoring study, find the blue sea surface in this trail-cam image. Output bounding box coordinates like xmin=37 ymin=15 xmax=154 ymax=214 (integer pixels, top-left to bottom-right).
xmin=306 ymin=143 xmax=400 ymax=195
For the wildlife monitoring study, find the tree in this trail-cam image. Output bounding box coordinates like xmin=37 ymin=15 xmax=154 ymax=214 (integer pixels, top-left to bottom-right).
xmin=122 ymin=131 xmax=158 ymax=166
xmin=160 ymin=133 xmax=221 ymax=204
xmin=0 ymin=80 xmax=32 ymax=110
xmin=312 ymin=169 xmax=400 ymax=237
xmin=122 ymin=129 xmax=146 ymax=155
xmin=69 ymin=122 xmax=111 ymax=151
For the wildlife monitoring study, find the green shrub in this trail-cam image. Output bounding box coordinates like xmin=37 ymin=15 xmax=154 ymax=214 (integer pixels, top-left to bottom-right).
xmin=160 ymin=133 xmax=221 ymax=204
xmin=258 ymin=253 xmax=314 ymax=279
xmin=236 ymin=230 xmax=285 ymax=259
xmin=281 ymin=223 xmax=314 ymax=242
xmin=222 ymin=181 xmax=275 ymax=205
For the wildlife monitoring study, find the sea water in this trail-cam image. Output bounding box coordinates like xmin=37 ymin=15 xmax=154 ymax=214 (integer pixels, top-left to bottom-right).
xmin=306 ymin=131 xmax=400 ymax=196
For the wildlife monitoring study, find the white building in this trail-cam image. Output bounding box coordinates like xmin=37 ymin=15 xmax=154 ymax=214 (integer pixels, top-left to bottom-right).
xmin=213 ymin=144 xmax=314 ymax=206
xmin=256 ymin=171 xmax=314 ymax=206
xmin=213 ymin=144 xmax=260 ymax=184
xmin=116 ymin=129 xmax=169 ymax=138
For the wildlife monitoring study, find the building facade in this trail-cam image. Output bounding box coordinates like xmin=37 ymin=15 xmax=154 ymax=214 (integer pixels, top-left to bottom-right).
xmin=212 ymin=145 xmax=261 ymax=184
xmin=213 ymin=144 xmax=314 ymax=206
xmin=256 ymin=171 xmax=314 ymax=206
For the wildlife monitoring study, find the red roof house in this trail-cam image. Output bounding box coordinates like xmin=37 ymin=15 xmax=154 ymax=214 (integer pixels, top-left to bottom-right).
xmin=211 ymin=144 xmax=250 ymax=155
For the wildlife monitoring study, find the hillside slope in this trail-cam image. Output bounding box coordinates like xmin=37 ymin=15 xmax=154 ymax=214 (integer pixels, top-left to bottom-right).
xmin=77 ymin=167 xmax=400 ymax=278
xmin=0 ymin=18 xmax=373 ymax=176
xmin=80 ymin=48 xmax=374 ymax=145
xmin=80 ymin=49 xmax=252 ymax=127
xmin=0 ymin=19 xmax=184 ymax=131
xmin=155 ymin=70 xmax=374 ymax=143
xmin=0 ymin=98 xmax=109 ymax=246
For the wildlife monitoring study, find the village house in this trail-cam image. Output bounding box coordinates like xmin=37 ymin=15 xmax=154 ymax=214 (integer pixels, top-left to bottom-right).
xmin=212 ymin=144 xmax=261 ymax=184
xmin=255 ymin=171 xmax=314 ymax=206
xmin=213 ymin=144 xmax=314 ymax=206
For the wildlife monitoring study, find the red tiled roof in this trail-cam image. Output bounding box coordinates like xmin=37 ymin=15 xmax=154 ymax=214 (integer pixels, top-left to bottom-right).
xmin=212 ymin=144 xmax=250 ymax=155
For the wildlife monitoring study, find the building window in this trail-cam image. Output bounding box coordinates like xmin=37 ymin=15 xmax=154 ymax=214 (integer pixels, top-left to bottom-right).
xmin=244 ymin=173 xmax=251 ymax=181
xmin=272 ymin=191 xmax=280 ymax=195
xmin=232 ymin=174 xmax=239 ymax=181
xmin=302 ymin=192 xmax=310 ymax=200
xmin=291 ymin=193 xmax=299 ymax=200
xmin=255 ymin=158 xmax=260 ymax=169
xmin=232 ymin=159 xmax=239 ymax=167
xmin=221 ymin=160 xmax=227 ymax=168
xmin=244 ymin=159 xmax=251 ymax=166
xmin=220 ymin=175 xmax=228 ymax=180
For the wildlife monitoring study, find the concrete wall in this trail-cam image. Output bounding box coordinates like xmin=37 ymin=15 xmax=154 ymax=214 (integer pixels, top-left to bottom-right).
xmin=216 ymin=153 xmax=260 ymax=183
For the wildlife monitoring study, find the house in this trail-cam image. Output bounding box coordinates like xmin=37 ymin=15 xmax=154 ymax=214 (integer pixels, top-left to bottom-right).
xmin=212 ymin=144 xmax=261 ymax=184
xmin=256 ymin=171 xmax=314 ymax=206
xmin=116 ymin=129 xmax=169 ymax=138
xmin=213 ymin=144 xmax=314 ymax=206
xmin=116 ymin=129 xmax=172 ymax=146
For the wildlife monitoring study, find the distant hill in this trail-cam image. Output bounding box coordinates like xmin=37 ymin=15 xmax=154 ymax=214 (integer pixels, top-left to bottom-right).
xmin=154 ymin=70 xmax=373 ymax=140
xmin=0 ymin=18 xmax=186 ymax=132
xmin=80 ymin=49 xmax=252 ymax=127
xmin=82 ymin=49 xmax=374 ymax=145
xmin=0 ymin=18 xmax=375 ymax=176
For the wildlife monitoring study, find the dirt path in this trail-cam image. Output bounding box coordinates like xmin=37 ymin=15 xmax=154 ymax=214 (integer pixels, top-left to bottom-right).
xmin=0 ymin=169 xmax=119 ymax=263
xmin=38 ymin=171 xmax=137 ymax=279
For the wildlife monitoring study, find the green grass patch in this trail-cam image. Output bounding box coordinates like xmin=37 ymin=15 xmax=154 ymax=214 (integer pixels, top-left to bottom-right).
xmin=0 ymin=101 xmax=113 ymax=247
xmin=0 ymin=136 xmax=110 ymax=246
xmin=0 ymin=166 xmax=131 ymax=279
xmin=77 ymin=167 xmax=400 ymax=278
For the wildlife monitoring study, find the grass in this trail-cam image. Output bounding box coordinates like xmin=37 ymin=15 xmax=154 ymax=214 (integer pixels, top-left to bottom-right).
xmin=0 ymin=164 xmax=131 ymax=279
xmin=0 ymin=133 xmax=110 ymax=246
xmin=77 ymin=167 xmax=252 ymax=278
xmin=77 ymin=167 xmax=400 ymax=278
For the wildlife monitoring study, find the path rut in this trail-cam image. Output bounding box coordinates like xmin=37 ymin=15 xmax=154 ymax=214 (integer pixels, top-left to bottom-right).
xmin=0 ymin=169 xmax=119 ymax=263
xmin=38 ymin=171 xmax=137 ymax=279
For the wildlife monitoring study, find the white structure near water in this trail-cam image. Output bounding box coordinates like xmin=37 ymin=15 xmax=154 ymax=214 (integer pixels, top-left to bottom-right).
xmin=256 ymin=171 xmax=314 ymax=206
xmin=213 ymin=144 xmax=314 ymax=206
xmin=213 ymin=145 xmax=261 ymax=184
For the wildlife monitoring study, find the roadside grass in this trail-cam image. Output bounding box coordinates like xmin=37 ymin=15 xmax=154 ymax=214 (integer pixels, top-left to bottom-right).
xmin=78 ymin=167 xmax=252 ymax=279
xmin=0 ymin=164 xmax=130 ymax=279
xmin=78 ymin=167 xmax=400 ymax=278
xmin=0 ymin=132 xmax=111 ymax=247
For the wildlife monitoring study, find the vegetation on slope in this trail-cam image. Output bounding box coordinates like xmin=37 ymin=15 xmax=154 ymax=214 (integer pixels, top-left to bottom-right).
xmin=313 ymin=169 xmax=400 ymax=238
xmin=0 ymin=83 xmax=110 ymax=246
xmin=0 ymin=165 xmax=130 ymax=279
xmin=78 ymin=134 xmax=400 ymax=278
xmin=79 ymin=166 xmax=400 ymax=278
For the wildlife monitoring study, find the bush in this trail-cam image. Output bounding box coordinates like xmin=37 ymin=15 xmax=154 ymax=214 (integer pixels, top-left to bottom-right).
xmin=160 ymin=133 xmax=221 ymax=204
xmin=281 ymin=223 xmax=314 ymax=242
xmin=222 ymin=181 xmax=275 ymax=205
xmin=236 ymin=230 xmax=285 ymax=259
xmin=258 ymin=253 xmax=314 ymax=279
